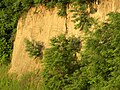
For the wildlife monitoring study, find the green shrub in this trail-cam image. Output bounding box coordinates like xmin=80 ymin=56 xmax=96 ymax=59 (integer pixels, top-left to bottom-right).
xmin=79 ymin=12 xmax=120 ymax=90
xmin=42 ymin=34 xmax=81 ymax=90
xmin=0 ymin=0 xmax=35 ymax=65
xmin=24 ymin=39 xmax=44 ymax=59
xmin=70 ymin=0 xmax=97 ymax=31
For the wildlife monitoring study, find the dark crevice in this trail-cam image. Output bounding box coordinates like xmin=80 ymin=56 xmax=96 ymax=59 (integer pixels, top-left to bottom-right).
xmin=65 ymin=14 xmax=68 ymax=34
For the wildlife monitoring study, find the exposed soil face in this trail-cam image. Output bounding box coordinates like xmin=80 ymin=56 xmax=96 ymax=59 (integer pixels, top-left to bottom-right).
xmin=9 ymin=6 xmax=67 ymax=76
xmin=9 ymin=0 xmax=120 ymax=76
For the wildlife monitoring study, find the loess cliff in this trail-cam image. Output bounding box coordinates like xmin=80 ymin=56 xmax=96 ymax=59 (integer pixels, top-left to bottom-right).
xmin=9 ymin=0 xmax=120 ymax=76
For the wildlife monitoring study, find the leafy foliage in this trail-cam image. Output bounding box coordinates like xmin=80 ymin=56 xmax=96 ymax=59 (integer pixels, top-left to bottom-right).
xmin=42 ymin=34 xmax=81 ymax=90
xmin=78 ymin=12 xmax=120 ymax=90
xmin=24 ymin=39 xmax=44 ymax=59
xmin=0 ymin=0 xmax=35 ymax=64
xmin=70 ymin=0 xmax=97 ymax=31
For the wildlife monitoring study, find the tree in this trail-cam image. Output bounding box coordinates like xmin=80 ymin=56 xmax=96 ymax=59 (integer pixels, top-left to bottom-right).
xmin=42 ymin=34 xmax=81 ymax=90
xmin=79 ymin=12 xmax=120 ymax=90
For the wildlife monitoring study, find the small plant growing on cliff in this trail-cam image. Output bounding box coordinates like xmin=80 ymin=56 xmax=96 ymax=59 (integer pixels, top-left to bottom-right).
xmin=24 ymin=39 xmax=44 ymax=59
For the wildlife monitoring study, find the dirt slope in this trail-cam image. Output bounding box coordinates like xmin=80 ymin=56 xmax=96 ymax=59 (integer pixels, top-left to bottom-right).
xmin=9 ymin=0 xmax=120 ymax=76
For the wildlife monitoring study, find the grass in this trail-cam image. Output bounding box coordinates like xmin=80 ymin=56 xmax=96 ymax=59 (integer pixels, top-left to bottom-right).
xmin=0 ymin=65 xmax=42 ymax=90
